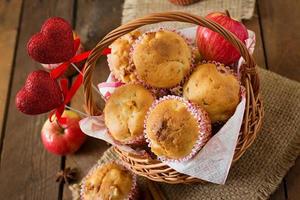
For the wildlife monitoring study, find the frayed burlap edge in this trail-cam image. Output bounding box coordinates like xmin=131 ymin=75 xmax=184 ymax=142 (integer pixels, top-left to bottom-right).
xmin=257 ymin=133 xmax=300 ymax=200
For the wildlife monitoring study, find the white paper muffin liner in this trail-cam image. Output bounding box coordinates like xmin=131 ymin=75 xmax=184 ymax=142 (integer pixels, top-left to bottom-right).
xmin=80 ymin=161 xmax=139 ymax=200
xmin=129 ymin=28 xmax=197 ymax=90
xmin=144 ymin=95 xmax=212 ymax=163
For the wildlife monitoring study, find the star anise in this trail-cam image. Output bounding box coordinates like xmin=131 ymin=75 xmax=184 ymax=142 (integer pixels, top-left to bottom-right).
xmin=56 ymin=167 xmax=77 ymax=185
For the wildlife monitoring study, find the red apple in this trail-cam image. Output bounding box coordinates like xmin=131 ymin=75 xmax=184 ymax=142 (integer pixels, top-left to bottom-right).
xmin=41 ymin=110 xmax=86 ymax=155
xmin=196 ymin=12 xmax=248 ymax=65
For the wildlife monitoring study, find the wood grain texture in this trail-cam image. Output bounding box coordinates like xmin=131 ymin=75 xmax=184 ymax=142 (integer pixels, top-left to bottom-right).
xmin=243 ymin=12 xmax=266 ymax=69
xmin=63 ymin=0 xmax=124 ymax=199
xmin=269 ymin=182 xmax=286 ymax=200
xmin=258 ymin=0 xmax=300 ymax=81
xmin=0 ymin=0 xmax=74 ymax=199
xmin=245 ymin=10 xmax=290 ymax=200
xmin=258 ymin=0 xmax=300 ymax=199
xmin=286 ymin=158 xmax=300 ymax=200
xmin=244 ymin=5 xmax=287 ymax=200
xmin=0 ymin=0 xmax=22 ymax=151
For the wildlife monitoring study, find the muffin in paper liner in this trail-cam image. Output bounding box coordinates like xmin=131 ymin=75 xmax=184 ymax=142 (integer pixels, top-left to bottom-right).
xmin=144 ymin=95 xmax=212 ymax=162
xmin=107 ymin=30 xmax=141 ymax=84
xmin=80 ymin=161 xmax=139 ymax=200
xmin=130 ymin=28 xmax=197 ymax=90
xmin=183 ymin=61 xmax=241 ymax=123
xmin=104 ymin=84 xmax=155 ymax=146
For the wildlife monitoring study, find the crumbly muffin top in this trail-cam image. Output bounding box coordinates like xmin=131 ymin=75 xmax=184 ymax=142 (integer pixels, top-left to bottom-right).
xmin=82 ymin=163 xmax=133 ymax=200
xmin=183 ymin=63 xmax=240 ymax=123
xmin=108 ymin=31 xmax=141 ymax=83
xmin=132 ymin=30 xmax=192 ymax=88
xmin=104 ymin=84 xmax=154 ymax=143
xmin=145 ymin=99 xmax=199 ymax=159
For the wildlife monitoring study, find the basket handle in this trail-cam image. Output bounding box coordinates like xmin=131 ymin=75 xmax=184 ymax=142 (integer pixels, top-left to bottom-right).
xmin=83 ymin=11 xmax=259 ymax=115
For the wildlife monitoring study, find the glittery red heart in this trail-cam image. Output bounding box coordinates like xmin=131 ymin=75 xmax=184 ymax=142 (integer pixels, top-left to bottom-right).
xmin=27 ymin=17 xmax=75 ymax=64
xmin=16 ymin=70 xmax=63 ymax=115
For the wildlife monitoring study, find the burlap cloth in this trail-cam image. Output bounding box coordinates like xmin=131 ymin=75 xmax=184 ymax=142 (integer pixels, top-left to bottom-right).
xmin=70 ymin=68 xmax=300 ymax=200
xmin=122 ymin=0 xmax=256 ymax=29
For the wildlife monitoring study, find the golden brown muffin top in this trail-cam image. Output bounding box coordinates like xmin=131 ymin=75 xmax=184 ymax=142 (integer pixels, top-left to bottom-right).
xmin=132 ymin=30 xmax=192 ymax=88
xmin=104 ymin=84 xmax=154 ymax=143
xmin=183 ymin=63 xmax=240 ymax=123
xmin=108 ymin=31 xmax=141 ymax=83
xmin=82 ymin=163 xmax=133 ymax=200
xmin=145 ymin=99 xmax=199 ymax=159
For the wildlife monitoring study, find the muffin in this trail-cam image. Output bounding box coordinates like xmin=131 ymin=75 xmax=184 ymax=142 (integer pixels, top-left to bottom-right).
xmin=132 ymin=30 xmax=193 ymax=88
xmin=169 ymin=0 xmax=201 ymax=6
xmin=144 ymin=96 xmax=211 ymax=161
xmin=81 ymin=162 xmax=138 ymax=200
xmin=183 ymin=62 xmax=240 ymax=123
xmin=104 ymin=84 xmax=154 ymax=145
xmin=107 ymin=30 xmax=141 ymax=83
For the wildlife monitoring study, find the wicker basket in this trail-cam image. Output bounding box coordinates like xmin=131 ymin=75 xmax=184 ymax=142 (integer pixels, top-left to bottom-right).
xmin=83 ymin=12 xmax=264 ymax=184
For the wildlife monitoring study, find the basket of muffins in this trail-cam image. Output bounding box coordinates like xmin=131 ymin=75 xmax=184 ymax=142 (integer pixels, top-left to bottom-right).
xmin=81 ymin=11 xmax=264 ymax=184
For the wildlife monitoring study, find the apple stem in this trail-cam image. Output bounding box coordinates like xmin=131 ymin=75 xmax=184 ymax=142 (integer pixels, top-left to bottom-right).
xmin=225 ymin=10 xmax=231 ymax=18
xmin=55 ymin=119 xmax=65 ymax=130
xmin=65 ymin=105 xmax=89 ymax=117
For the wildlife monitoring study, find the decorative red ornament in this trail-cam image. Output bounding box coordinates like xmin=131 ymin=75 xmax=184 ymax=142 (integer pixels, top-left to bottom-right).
xmin=15 ymin=70 xmax=63 ymax=115
xmin=49 ymin=47 xmax=111 ymax=124
xmin=27 ymin=17 xmax=75 ymax=64
xmin=21 ymin=14 xmax=111 ymax=120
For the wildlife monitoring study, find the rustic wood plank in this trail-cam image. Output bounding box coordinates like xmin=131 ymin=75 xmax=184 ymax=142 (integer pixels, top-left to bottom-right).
xmin=0 ymin=0 xmax=74 ymax=199
xmin=258 ymin=0 xmax=300 ymax=199
xmin=244 ymin=7 xmax=287 ymax=200
xmin=243 ymin=11 xmax=266 ymax=69
xmin=269 ymin=181 xmax=287 ymax=200
xmin=63 ymin=0 xmax=124 ymax=199
xmin=0 ymin=0 xmax=23 ymax=154
xmin=285 ymin=158 xmax=300 ymax=200
xmin=257 ymin=0 xmax=300 ymax=81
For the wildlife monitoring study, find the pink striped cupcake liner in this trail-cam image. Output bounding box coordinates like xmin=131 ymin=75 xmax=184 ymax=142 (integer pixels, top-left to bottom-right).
xmin=144 ymin=95 xmax=212 ymax=163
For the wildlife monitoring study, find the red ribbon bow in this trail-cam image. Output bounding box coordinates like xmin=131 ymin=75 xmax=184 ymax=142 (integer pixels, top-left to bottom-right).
xmin=49 ymin=38 xmax=111 ymax=124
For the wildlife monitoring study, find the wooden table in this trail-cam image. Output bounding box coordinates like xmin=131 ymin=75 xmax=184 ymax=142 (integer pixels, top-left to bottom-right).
xmin=0 ymin=0 xmax=299 ymax=199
